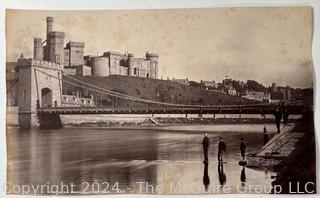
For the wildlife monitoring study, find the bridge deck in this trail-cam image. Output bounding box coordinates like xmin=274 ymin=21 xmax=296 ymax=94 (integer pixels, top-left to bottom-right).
xmin=37 ymin=105 xmax=304 ymax=115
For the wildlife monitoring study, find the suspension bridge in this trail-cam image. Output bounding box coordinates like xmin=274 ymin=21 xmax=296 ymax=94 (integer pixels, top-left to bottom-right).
xmin=36 ymin=68 xmax=304 ymax=113
xmin=15 ymin=58 xmax=306 ymax=128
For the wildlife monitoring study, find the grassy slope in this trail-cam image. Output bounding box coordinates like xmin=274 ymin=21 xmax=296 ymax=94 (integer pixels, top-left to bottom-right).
xmin=65 ymin=75 xmax=260 ymax=106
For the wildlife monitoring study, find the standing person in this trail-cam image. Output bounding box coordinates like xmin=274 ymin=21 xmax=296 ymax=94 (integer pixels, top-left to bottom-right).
xmin=218 ymin=137 xmax=226 ymax=163
xmin=263 ymin=126 xmax=269 ymax=145
xmin=240 ymin=138 xmax=246 ymax=160
xmin=202 ymin=132 xmax=210 ymax=162
xmin=274 ymin=108 xmax=282 ymax=133
xmin=283 ymin=109 xmax=289 ymax=126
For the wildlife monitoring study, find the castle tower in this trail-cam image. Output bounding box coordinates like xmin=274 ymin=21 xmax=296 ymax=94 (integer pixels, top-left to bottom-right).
xmin=48 ymin=31 xmax=65 ymax=64
xmin=91 ymin=56 xmax=109 ymax=77
xmin=33 ymin=38 xmax=43 ymax=60
xmin=145 ymin=52 xmax=159 ymax=79
xmin=65 ymin=42 xmax=85 ymax=66
xmin=128 ymin=53 xmax=135 ymax=76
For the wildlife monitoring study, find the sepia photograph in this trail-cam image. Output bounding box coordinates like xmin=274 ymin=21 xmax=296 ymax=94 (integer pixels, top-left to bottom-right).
xmin=5 ymin=5 xmax=317 ymax=195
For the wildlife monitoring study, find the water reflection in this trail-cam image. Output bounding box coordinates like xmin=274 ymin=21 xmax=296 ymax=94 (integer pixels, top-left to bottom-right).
xmin=7 ymin=126 xmax=276 ymax=194
xmin=241 ymin=166 xmax=246 ymax=182
xmin=240 ymin=165 xmax=246 ymax=188
xmin=218 ymin=163 xmax=226 ymax=185
xmin=202 ymin=162 xmax=210 ymax=192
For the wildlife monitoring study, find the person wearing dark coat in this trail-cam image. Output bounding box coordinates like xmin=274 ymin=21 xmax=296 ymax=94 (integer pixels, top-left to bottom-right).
xmin=263 ymin=126 xmax=270 ymax=145
xmin=274 ymin=108 xmax=282 ymax=133
xmin=218 ymin=137 xmax=226 ymax=162
xmin=202 ymin=132 xmax=210 ymax=162
xmin=240 ymin=138 xmax=246 ymax=160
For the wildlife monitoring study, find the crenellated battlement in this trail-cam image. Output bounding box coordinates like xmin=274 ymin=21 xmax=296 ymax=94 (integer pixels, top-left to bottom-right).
xmin=17 ymin=58 xmax=64 ymax=70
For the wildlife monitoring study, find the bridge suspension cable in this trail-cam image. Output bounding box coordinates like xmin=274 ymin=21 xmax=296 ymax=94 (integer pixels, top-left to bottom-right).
xmin=62 ymin=74 xmax=277 ymax=108
xmin=35 ymin=68 xmax=192 ymax=107
xmin=34 ymin=68 xmax=300 ymax=108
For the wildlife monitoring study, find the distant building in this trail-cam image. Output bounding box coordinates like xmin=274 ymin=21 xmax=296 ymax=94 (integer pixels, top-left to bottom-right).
xmin=278 ymin=86 xmax=292 ymax=100
xmin=242 ymin=90 xmax=271 ymax=103
xmin=226 ymin=86 xmax=237 ymax=96
xmin=173 ymin=78 xmax=189 ymax=85
xmin=200 ymin=80 xmax=218 ymax=89
xmin=270 ymin=83 xmax=292 ymax=101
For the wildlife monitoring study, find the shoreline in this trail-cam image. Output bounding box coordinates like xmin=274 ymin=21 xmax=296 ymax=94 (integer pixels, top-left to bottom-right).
xmin=61 ymin=117 xmax=295 ymax=128
xmin=245 ymin=114 xmax=316 ymax=194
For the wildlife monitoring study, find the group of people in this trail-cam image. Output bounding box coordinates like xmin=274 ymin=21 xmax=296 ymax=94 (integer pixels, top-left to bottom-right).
xmin=202 ymin=132 xmax=249 ymax=189
xmin=274 ymin=108 xmax=289 ymax=133
xmin=202 ymin=132 xmax=246 ymax=163
xmin=202 ymin=119 xmax=280 ymax=163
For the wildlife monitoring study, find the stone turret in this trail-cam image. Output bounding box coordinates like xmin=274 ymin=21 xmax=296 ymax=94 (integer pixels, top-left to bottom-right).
xmin=33 ymin=38 xmax=43 ymax=60
xmin=145 ymin=52 xmax=159 ymax=79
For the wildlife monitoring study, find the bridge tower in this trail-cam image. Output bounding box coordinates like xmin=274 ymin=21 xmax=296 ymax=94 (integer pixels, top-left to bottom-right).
xmin=16 ymin=57 xmax=64 ymax=128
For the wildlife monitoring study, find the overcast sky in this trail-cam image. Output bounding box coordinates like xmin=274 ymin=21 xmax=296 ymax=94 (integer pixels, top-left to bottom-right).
xmin=6 ymin=7 xmax=313 ymax=88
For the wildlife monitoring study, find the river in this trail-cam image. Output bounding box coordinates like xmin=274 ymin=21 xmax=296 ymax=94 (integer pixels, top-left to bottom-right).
xmin=6 ymin=124 xmax=278 ymax=195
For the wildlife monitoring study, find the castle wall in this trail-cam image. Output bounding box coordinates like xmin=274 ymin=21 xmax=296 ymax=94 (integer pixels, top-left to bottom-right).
xmin=103 ymin=51 xmax=125 ymax=68
xmin=110 ymin=65 xmax=128 ymax=76
xmin=128 ymin=58 xmax=151 ymax=78
xmin=76 ymin=65 xmax=92 ymax=76
xmin=63 ymin=68 xmax=77 ymax=75
xmin=64 ymin=49 xmax=69 ymax=66
xmin=85 ymin=51 xmax=158 ymax=79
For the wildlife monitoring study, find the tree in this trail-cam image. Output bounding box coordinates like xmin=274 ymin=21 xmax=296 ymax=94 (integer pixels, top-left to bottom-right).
xmin=246 ymin=80 xmax=266 ymax=92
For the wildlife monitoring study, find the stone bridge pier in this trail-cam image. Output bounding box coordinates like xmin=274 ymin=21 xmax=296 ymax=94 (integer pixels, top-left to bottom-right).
xmin=37 ymin=113 xmax=62 ymax=129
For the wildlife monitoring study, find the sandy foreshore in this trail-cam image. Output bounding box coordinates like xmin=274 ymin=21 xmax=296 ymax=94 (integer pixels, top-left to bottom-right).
xmin=63 ymin=117 xmax=295 ymax=129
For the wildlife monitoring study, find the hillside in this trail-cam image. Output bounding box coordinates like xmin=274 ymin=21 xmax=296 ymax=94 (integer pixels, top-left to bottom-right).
xmin=63 ymin=75 xmax=260 ymax=106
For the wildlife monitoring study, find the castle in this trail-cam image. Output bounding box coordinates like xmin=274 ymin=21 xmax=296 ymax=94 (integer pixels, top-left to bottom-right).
xmin=7 ymin=16 xmax=159 ymax=128
xmin=33 ymin=16 xmax=159 ymax=78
